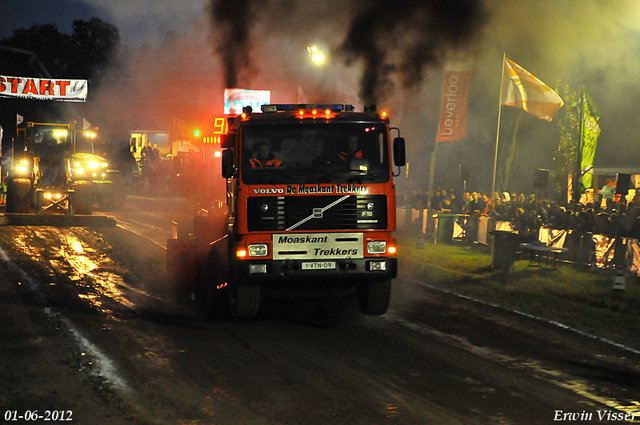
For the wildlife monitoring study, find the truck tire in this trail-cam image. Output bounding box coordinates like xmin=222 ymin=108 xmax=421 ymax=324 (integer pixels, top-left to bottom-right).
xmin=229 ymin=285 xmax=261 ymax=318
xmin=357 ymin=279 xmax=391 ymax=316
xmin=6 ymin=178 xmax=32 ymax=213
xmin=72 ymin=181 xmax=93 ymax=214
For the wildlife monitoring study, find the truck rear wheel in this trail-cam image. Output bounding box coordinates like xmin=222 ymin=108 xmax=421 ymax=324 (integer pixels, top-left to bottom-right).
xmin=72 ymin=181 xmax=93 ymax=214
xmin=6 ymin=178 xmax=32 ymax=213
xmin=229 ymin=285 xmax=261 ymax=318
xmin=357 ymin=279 xmax=391 ymax=316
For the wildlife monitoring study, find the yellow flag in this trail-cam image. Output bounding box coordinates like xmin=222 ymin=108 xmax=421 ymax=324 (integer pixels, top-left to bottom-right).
xmin=501 ymin=58 xmax=564 ymax=122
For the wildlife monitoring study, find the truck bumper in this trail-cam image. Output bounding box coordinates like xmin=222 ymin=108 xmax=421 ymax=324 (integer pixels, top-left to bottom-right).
xmin=237 ymin=257 xmax=397 ymax=284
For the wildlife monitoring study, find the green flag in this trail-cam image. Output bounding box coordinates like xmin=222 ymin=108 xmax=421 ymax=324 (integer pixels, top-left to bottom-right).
xmin=580 ymin=91 xmax=600 ymax=191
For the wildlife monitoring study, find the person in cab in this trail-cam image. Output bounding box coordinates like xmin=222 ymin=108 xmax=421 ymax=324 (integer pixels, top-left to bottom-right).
xmin=250 ymin=142 xmax=282 ymax=168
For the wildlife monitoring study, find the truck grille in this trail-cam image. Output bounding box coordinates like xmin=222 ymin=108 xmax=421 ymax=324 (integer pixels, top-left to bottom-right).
xmin=247 ymin=195 xmax=387 ymax=231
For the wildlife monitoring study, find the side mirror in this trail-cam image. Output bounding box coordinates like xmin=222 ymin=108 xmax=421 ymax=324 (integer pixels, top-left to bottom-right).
xmin=220 ymin=134 xmax=234 ymax=148
xmin=221 ymin=149 xmax=234 ymax=178
xmin=393 ymin=137 xmax=406 ymax=167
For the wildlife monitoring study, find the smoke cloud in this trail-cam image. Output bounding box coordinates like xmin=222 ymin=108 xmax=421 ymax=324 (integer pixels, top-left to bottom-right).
xmin=340 ymin=0 xmax=486 ymax=104
xmin=70 ymin=0 xmax=640 ymax=194
xmin=208 ymin=0 xmax=256 ymax=88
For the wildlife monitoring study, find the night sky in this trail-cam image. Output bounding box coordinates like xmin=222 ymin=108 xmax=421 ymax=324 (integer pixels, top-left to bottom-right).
xmin=2 ymin=0 xmax=640 ymax=194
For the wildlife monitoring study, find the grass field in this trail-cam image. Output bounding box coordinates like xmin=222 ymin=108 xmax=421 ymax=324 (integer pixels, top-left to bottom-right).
xmin=397 ymin=235 xmax=640 ymax=351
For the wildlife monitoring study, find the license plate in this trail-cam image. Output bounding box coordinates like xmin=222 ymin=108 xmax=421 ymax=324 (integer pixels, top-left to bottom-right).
xmin=301 ymin=261 xmax=336 ymax=270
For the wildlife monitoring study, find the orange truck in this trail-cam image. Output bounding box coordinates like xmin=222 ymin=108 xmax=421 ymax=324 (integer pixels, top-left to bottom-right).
xmin=167 ymin=104 xmax=406 ymax=317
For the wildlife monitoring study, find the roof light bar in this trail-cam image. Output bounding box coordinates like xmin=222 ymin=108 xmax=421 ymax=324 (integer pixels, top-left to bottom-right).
xmin=261 ymin=104 xmax=355 ymax=113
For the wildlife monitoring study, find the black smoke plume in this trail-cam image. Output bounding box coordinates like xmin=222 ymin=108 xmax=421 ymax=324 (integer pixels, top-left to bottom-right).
xmin=340 ymin=0 xmax=486 ymax=104
xmin=209 ymin=0 xmax=256 ymax=88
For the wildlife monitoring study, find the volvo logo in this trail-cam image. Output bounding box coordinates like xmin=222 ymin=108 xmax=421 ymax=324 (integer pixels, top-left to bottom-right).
xmin=367 ymin=202 xmax=374 ymax=211
xmin=260 ymin=204 xmax=269 ymax=212
xmin=253 ymin=188 xmax=284 ymax=194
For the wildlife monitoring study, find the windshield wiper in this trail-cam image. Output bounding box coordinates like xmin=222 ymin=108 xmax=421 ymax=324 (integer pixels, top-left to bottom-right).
xmin=349 ymin=171 xmax=379 ymax=182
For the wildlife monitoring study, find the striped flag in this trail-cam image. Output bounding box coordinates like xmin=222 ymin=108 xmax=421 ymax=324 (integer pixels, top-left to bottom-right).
xmin=501 ymin=58 xmax=564 ymax=122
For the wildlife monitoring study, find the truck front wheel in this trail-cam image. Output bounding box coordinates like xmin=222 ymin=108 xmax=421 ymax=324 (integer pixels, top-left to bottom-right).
xmin=357 ymin=279 xmax=391 ymax=316
xmin=229 ymin=285 xmax=261 ymax=318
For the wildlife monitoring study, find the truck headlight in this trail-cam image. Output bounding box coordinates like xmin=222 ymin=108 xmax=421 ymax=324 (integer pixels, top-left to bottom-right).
xmin=248 ymin=244 xmax=268 ymax=257
xmin=88 ymin=161 xmax=100 ymax=169
xmin=101 ymin=162 xmax=108 ymax=168
xmin=75 ymin=167 xmax=85 ymax=175
xmin=367 ymin=241 xmax=387 ymax=254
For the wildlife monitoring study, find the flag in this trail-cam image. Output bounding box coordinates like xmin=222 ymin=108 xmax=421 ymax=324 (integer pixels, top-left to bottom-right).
xmin=501 ymin=58 xmax=564 ymax=122
xmin=437 ymin=57 xmax=473 ymax=142
xmin=83 ymin=118 xmax=92 ymax=130
xmin=579 ymin=91 xmax=600 ymax=191
xmin=16 ymin=113 xmax=23 ymax=125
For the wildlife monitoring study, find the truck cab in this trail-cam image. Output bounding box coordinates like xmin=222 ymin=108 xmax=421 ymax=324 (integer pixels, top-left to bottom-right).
xmin=168 ymin=104 xmax=406 ymax=318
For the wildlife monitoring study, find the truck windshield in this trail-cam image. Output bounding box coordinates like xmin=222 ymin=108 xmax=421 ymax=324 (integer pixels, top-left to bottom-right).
xmin=241 ymin=123 xmax=390 ymax=185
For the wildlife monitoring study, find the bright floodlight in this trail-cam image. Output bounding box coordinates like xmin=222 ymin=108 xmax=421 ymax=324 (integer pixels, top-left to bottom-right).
xmin=307 ymin=45 xmax=325 ymax=65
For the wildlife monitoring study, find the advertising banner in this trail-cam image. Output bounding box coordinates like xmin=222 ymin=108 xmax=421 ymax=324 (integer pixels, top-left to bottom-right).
xmin=0 ymin=75 xmax=87 ymax=102
xmin=437 ymin=58 xmax=473 ymax=142
xmin=580 ymin=91 xmax=600 ymax=190
xmin=224 ymin=89 xmax=270 ymax=115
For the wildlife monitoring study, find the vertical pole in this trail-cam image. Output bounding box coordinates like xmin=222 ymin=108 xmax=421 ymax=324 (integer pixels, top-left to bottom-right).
xmin=426 ymin=65 xmax=447 ymax=214
xmin=573 ymin=88 xmax=585 ymax=204
xmin=491 ymin=53 xmax=506 ymax=202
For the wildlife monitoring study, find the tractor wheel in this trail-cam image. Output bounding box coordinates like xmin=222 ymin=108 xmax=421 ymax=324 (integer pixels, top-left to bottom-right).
xmin=72 ymin=181 xmax=93 ymax=214
xmin=6 ymin=178 xmax=33 ymax=213
xmin=99 ymin=173 xmax=127 ymax=211
xmin=357 ymin=279 xmax=391 ymax=316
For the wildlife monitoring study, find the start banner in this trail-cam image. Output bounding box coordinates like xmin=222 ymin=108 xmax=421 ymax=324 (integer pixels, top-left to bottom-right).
xmin=0 ymin=75 xmax=87 ymax=102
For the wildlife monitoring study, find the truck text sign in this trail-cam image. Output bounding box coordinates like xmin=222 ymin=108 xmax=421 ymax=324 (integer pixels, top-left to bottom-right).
xmin=272 ymin=232 xmax=363 ymax=260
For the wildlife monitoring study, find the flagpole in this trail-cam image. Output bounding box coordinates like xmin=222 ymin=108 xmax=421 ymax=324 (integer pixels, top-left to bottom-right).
xmin=491 ymin=53 xmax=506 ymax=202
xmin=426 ymin=65 xmax=447 ymax=216
xmin=573 ymin=86 xmax=585 ymax=204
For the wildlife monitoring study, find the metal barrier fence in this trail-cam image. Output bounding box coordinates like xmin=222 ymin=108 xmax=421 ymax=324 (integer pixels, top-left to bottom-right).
xmin=396 ymin=207 xmax=640 ymax=275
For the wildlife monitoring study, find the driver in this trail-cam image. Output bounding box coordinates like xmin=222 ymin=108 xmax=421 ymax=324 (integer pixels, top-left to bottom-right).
xmin=250 ymin=142 xmax=282 ymax=168
xmin=40 ymin=130 xmax=66 ymax=188
xmin=336 ymin=135 xmax=363 ymax=162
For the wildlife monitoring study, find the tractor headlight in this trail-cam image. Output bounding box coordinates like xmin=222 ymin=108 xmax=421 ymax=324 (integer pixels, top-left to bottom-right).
xmin=15 ymin=159 xmax=31 ymax=174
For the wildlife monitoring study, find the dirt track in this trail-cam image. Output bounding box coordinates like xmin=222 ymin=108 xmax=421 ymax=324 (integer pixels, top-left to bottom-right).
xmin=1 ymin=198 xmax=639 ymax=424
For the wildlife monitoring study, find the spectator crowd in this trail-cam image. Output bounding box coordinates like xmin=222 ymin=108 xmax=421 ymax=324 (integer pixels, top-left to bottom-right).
xmin=400 ymin=186 xmax=640 ymax=243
